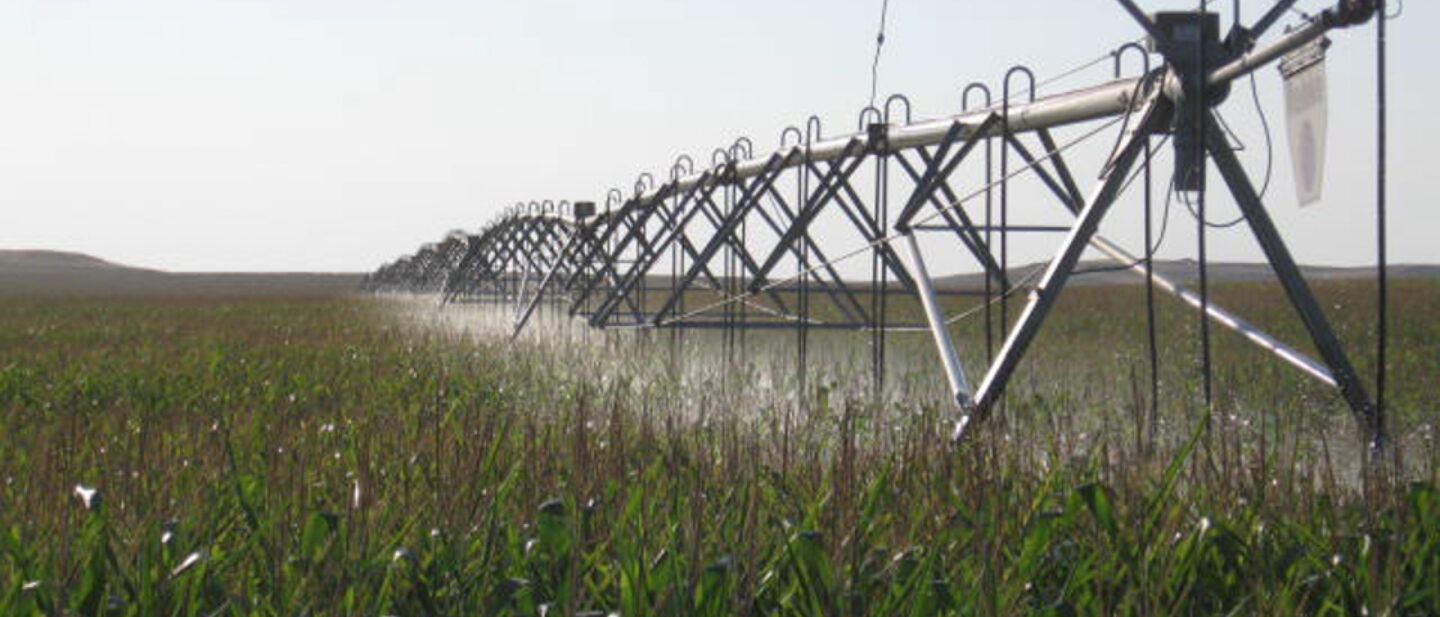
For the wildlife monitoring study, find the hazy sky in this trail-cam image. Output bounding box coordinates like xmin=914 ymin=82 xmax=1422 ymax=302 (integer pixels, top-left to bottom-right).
xmin=0 ymin=0 xmax=1430 ymax=273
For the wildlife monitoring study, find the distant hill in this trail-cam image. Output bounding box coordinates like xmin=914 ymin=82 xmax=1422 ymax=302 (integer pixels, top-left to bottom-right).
xmin=638 ymin=259 xmax=1439 ymax=291
xmin=0 ymin=249 xmax=153 ymax=272
xmin=0 ymin=250 xmax=362 ymax=297
xmin=3 ymin=250 xmax=1432 ymax=297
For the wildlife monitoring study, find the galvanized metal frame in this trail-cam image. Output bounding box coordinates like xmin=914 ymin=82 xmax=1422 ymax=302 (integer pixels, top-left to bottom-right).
xmin=368 ymin=0 xmax=1385 ymax=446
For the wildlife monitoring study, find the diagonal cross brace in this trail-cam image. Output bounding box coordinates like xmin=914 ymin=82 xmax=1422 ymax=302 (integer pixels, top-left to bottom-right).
xmin=749 ymin=140 xmax=870 ymax=288
xmin=964 ymin=96 xmax=1172 ymax=433
xmin=894 ymin=115 xmax=1000 ymax=229
xmin=649 ymin=155 xmax=790 ymax=325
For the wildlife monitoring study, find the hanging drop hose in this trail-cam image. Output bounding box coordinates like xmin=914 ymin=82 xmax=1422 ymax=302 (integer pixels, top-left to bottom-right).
xmin=1144 ymin=105 xmax=1159 ymax=452
xmin=1197 ymin=0 xmax=1214 ymax=409
xmin=1375 ymin=0 xmax=1388 ymax=450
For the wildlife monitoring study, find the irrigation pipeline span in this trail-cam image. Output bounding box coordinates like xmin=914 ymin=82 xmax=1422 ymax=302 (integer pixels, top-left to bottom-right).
xmin=366 ymin=1 xmax=1393 ymax=449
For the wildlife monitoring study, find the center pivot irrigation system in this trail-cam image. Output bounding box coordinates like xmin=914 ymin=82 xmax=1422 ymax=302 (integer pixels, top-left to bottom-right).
xmin=367 ymin=1 xmax=1391 ymax=448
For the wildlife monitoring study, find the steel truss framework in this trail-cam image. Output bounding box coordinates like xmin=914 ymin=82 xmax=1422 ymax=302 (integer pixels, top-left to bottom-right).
xmin=366 ymin=0 xmax=1386 ymax=446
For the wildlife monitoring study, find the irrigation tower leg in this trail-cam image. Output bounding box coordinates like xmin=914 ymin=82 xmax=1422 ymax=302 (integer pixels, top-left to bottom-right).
xmin=902 ymin=232 xmax=973 ymax=408
xmin=1205 ymin=112 xmax=1382 ymax=448
xmin=963 ymin=98 xmax=1169 ymax=438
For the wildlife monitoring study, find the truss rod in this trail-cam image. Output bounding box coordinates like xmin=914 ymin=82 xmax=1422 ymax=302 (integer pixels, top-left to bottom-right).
xmin=903 ymin=232 xmax=973 ymax=408
xmin=1086 ymin=234 xmax=1336 ymax=387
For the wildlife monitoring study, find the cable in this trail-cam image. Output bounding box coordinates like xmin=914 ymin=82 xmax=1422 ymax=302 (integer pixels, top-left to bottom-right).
xmin=944 ymin=265 xmax=1045 ymax=325
xmin=1077 ymin=135 xmax=1173 ymax=272
xmin=1122 ymin=135 xmax=1171 ymax=200
xmin=1034 ymin=37 xmax=1148 ymax=94
xmin=1181 ymin=187 xmax=1246 ymax=228
xmin=1073 ymin=160 xmax=1180 ymax=276
xmin=1249 ymin=73 xmax=1274 ymax=200
xmin=869 ymin=0 xmax=890 ymax=109
xmin=1385 ymin=0 xmax=1403 ymax=20
xmin=959 ymin=138 xmax=1170 ymax=312
xmin=1100 ymin=70 xmax=1156 ymax=181
xmin=1177 ymin=72 xmax=1274 ymax=231
xmin=1036 ymin=53 xmax=1117 ymax=92
xmin=1153 ymin=175 xmax=1179 ymax=258
xmin=1213 ymin=108 xmax=1248 ymax=152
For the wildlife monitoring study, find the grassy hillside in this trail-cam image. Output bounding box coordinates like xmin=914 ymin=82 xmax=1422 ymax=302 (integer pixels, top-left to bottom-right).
xmin=0 ymin=250 xmax=362 ymax=297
